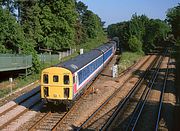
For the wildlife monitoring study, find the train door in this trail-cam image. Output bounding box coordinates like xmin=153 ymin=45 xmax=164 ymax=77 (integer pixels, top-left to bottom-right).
xmin=73 ymin=73 xmax=78 ymax=96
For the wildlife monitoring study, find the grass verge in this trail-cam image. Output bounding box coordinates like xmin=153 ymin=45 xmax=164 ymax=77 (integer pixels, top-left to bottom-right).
xmin=118 ymin=51 xmax=144 ymax=73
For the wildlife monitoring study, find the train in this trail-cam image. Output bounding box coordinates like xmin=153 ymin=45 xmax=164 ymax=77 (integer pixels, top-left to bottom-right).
xmin=40 ymin=39 xmax=120 ymax=107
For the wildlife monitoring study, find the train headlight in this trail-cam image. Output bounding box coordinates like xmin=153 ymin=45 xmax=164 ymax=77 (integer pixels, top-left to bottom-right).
xmin=64 ymin=88 xmax=69 ymax=98
xmin=44 ymin=87 xmax=49 ymax=97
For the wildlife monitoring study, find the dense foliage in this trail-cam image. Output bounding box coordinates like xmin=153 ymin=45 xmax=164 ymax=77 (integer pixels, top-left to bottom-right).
xmin=0 ymin=0 xmax=106 ymax=72
xmin=1 ymin=1 xmax=179 ymax=72
xmin=0 ymin=8 xmax=23 ymax=53
xmin=107 ymin=14 xmax=170 ymax=53
xmin=166 ymin=3 xmax=180 ymax=45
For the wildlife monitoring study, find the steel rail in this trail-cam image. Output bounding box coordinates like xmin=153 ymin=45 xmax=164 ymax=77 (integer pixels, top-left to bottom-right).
xmin=76 ymin=55 xmax=154 ymax=131
xmin=0 ymin=88 xmax=40 ymax=117
xmin=129 ymin=49 xmax=168 ymax=131
xmin=100 ymin=55 xmax=160 ymax=131
xmin=155 ymin=53 xmax=170 ymax=131
xmin=124 ymin=56 xmax=164 ymax=131
xmin=28 ymin=112 xmax=52 ymax=131
xmin=0 ymin=98 xmax=41 ymax=130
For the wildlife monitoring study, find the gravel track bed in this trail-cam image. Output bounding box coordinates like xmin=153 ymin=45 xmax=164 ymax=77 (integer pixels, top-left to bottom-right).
xmin=108 ymin=53 xmax=176 ymax=131
xmin=2 ymin=102 xmax=43 ymax=131
xmin=0 ymin=93 xmax=41 ymax=129
xmin=0 ymin=86 xmax=40 ymax=116
xmin=106 ymin=54 xmax=167 ymax=131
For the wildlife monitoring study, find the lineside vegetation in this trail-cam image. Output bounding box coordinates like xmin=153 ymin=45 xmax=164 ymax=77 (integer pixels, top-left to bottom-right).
xmin=0 ymin=0 xmax=106 ymax=72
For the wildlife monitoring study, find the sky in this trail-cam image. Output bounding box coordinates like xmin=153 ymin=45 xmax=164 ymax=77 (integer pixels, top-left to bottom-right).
xmin=79 ymin=0 xmax=179 ymax=27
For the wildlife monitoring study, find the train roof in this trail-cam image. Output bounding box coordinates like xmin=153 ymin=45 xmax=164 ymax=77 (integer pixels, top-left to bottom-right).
xmin=55 ymin=42 xmax=115 ymax=73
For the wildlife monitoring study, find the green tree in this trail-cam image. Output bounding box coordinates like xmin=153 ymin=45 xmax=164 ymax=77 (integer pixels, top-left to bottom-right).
xmin=0 ymin=7 xmax=40 ymax=72
xmin=75 ymin=1 xmax=88 ymax=44
xmin=82 ymin=10 xmax=104 ymax=39
xmin=107 ymin=21 xmax=130 ymax=49
xmin=143 ymin=19 xmax=170 ymax=52
xmin=129 ymin=14 xmax=148 ymax=42
xmin=107 ymin=14 xmax=170 ymax=53
xmin=76 ymin=1 xmax=106 ymax=45
xmin=42 ymin=0 xmax=77 ymax=49
xmin=76 ymin=1 xmax=87 ymax=16
xmin=0 ymin=7 xmax=24 ymax=53
xmin=166 ymin=4 xmax=180 ymax=40
xmin=19 ymin=0 xmax=77 ymax=50
xmin=128 ymin=35 xmax=143 ymax=53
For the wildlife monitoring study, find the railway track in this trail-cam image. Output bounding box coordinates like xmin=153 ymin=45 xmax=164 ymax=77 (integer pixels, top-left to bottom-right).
xmin=50 ymin=55 xmax=154 ymax=130
xmin=99 ymin=49 xmax=170 ymax=131
xmin=0 ymin=87 xmax=41 ymax=130
xmin=155 ymin=53 xmax=170 ymax=131
xmin=125 ymin=50 xmax=169 ymax=131
xmin=29 ymin=111 xmax=67 ymax=131
xmin=63 ymin=54 xmax=156 ymax=130
xmin=27 ymin=77 xmax=101 ymax=130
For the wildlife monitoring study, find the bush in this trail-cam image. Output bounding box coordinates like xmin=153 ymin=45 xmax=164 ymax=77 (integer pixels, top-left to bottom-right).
xmin=128 ymin=35 xmax=143 ymax=53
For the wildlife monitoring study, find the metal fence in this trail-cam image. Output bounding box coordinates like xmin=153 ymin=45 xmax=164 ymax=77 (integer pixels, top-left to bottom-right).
xmin=0 ymin=54 xmax=32 ymax=72
xmin=38 ymin=49 xmax=76 ymax=63
xmin=0 ymin=49 xmax=76 ymax=71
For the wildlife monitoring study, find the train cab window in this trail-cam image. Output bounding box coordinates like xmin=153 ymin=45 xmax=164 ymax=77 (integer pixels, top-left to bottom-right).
xmin=43 ymin=74 xmax=48 ymax=84
xmin=64 ymin=75 xmax=69 ymax=85
xmin=53 ymin=75 xmax=59 ymax=82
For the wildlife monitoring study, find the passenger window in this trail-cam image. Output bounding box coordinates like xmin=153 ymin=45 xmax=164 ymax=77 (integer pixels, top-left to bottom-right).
xmin=64 ymin=75 xmax=70 ymax=85
xmin=43 ymin=74 xmax=48 ymax=84
xmin=53 ymin=75 xmax=59 ymax=82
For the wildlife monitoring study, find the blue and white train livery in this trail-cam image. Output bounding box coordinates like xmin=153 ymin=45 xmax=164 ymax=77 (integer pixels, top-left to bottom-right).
xmin=40 ymin=40 xmax=118 ymax=105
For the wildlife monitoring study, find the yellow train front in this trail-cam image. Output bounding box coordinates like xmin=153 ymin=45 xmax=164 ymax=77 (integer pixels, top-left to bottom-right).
xmin=41 ymin=67 xmax=73 ymax=104
xmin=40 ymin=41 xmax=118 ymax=106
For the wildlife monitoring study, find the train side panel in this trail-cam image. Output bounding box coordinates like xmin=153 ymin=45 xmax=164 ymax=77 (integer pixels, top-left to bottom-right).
xmin=73 ymin=45 xmax=116 ymax=98
xmin=73 ymin=55 xmax=104 ymax=97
